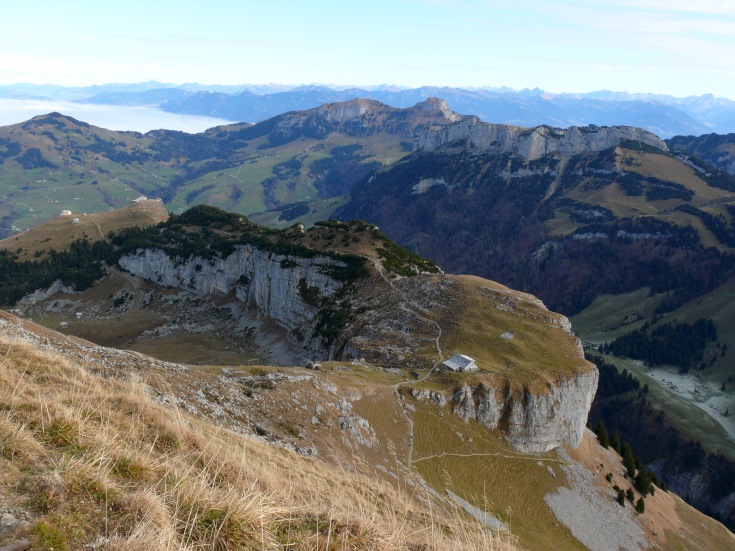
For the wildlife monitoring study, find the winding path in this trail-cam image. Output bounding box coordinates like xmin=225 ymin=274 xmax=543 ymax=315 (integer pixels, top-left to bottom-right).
xmin=370 ymin=258 xmax=445 ymax=469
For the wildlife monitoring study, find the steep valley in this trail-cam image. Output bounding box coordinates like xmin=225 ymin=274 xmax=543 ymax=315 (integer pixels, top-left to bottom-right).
xmin=331 ymin=114 xmax=735 ymax=530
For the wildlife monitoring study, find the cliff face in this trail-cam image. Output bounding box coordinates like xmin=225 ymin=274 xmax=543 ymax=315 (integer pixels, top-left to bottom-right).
xmin=271 ymin=97 xmax=464 ymax=140
xmin=118 ymin=246 xmax=346 ymax=356
xmin=449 ymin=371 xmax=598 ymax=452
xmin=414 ymin=117 xmax=668 ymax=159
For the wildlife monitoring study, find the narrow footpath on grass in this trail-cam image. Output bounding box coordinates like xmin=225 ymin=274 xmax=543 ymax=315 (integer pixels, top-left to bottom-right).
xmin=370 ymin=257 xmax=445 ymax=470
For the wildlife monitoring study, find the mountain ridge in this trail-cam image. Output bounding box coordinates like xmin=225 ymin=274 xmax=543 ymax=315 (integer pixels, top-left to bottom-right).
xmin=0 ymin=98 xmax=462 ymax=235
xmin=3 ymin=205 xmax=596 ymax=453
xmin=414 ymin=117 xmax=668 ymax=159
xmin=4 ymin=82 xmax=729 ymax=136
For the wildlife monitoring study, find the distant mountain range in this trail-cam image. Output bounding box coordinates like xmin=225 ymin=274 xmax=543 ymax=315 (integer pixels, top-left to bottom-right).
xmin=2 ymin=82 xmax=735 ymax=137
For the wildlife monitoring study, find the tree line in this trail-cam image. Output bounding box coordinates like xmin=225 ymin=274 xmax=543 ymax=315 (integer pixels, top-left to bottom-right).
xmin=601 ymin=318 xmax=717 ymax=372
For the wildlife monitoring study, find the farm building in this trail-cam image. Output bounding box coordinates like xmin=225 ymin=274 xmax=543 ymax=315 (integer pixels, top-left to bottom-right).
xmin=60 ymin=210 xmax=72 ymax=216
xmin=442 ymin=354 xmax=478 ymax=372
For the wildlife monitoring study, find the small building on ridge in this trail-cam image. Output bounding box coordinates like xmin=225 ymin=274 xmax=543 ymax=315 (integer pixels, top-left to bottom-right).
xmin=442 ymin=354 xmax=478 ymax=372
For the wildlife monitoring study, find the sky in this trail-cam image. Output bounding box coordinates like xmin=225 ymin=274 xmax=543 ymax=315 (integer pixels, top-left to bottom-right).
xmin=2 ymin=0 xmax=734 ymax=98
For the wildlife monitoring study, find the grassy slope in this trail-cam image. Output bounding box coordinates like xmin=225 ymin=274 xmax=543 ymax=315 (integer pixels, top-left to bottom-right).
xmin=0 ymin=199 xmax=169 ymax=261
xmin=408 ymin=399 xmax=586 ymax=551
xmin=0 ymin=117 xmax=173 ymax=232
xmin=548 ymin=147 xmax=735 ymax=250
xmin=430 ymin=275 xmax=591 ymax=385
xmin=3 ymin=313 xmax=730 ymax=551
xmin=0 ymin=314 xmax=518 ymax=551
xmin=0 ymin=111 xmax=411 ymax=234
xmin=249 ymin=196 xmax=349 ymax=229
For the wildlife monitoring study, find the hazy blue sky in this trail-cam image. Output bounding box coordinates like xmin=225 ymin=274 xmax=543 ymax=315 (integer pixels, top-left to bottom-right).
xmin=3 ymin=0 xmax=734 ymax=98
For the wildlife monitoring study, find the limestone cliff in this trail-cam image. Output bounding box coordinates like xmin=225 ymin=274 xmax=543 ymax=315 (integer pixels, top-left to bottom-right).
xmin=447 ymin=371 xmax=598 ymax=452
xmin=414 ymin=117 xmax=668 ymax=159
xmin=270 ymin=97 xmax=464 ymax=141
xmin=118 ymin=246 xmax=347 ymax=356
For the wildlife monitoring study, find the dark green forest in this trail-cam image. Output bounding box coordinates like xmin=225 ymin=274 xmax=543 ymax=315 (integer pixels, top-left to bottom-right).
xmin=337 ymin=148 xmax=735 ymax=315
xmin=603 ymin=319 xmax=718 ymax=372
xmin=0 ymin=240 xmax=115 ymax=305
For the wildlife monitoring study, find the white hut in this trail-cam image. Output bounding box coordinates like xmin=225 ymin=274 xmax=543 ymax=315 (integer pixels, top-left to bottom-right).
xmin=442 ymin=354 xmax=478 ymax=372
xmin=60 ymin=210 xmax=72 ymax=216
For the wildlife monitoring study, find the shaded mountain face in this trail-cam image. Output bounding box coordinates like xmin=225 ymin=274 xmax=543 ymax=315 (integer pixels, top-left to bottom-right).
xmin=0 ymin=98 xmax=460 ymax=237
xmin=667 ymin=133 xmax=735 ymax=176
xmin=337 ymin=119 xmax=735 ymax=316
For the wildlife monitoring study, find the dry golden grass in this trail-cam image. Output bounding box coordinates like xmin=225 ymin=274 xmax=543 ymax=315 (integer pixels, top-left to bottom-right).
xmin=433 ymin=275 xmax=593 ymax=384
xmin=0 ymin=331 xmax=519 ymax=551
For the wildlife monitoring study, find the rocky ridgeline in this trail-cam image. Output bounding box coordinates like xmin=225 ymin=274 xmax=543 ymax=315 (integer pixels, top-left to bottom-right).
xmin=272 ymin=97 xmax=464 ymax=140
xmin=413 ymin=117 xmax=668 ymax=159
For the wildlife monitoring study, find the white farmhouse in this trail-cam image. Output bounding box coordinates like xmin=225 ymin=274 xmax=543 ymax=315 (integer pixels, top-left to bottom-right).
xmin=442 ymin=354 xmax=478 ymax=372
xmin=60 ymin=210 xmax=72 ymax=216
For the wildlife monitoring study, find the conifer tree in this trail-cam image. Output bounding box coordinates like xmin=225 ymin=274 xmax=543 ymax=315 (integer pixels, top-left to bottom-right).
xmin=595 ymin=420 xmax=610 ymax=449
xmin=636 ymin=497 xmax=645 ymax=514
xmin=635 ymin=470 xmax=652 ymax=496
xmin=611 ymin=430 xmax=621 ymax=453
xmin=621 ymin=442 xmax=636 ymax=478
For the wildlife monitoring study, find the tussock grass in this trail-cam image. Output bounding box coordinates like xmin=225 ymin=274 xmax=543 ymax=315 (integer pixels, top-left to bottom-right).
xmin=0 ymin=333 xmax=518 ymax=550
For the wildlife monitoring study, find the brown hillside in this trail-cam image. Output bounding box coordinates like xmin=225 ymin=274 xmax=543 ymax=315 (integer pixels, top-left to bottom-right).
xmin=0 ymin=310 xmax=517 ymax=551
xmin=0 ymin=199 xmax=168 ymax=261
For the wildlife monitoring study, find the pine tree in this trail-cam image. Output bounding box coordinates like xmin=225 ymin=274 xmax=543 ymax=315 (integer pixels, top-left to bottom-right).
xmin=621 ymin=442 xmax=636 ymax=478
xmin=617 ymin=489 xmax=626 ymax=506
xmin=626 ymin=488 xmax=635 ymax=502
xmin=611 ymin=430 xmax=621 ymax=453
xmin=636 ymin=497 xmax=646 ymax=514
xmin=595 ymin=420 xmax=610 ymax=449
xmin=635 ymin=470 xmax=652 ymax=496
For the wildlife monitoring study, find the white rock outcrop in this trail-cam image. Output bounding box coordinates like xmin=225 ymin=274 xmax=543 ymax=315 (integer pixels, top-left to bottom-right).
xmin=19 ymin=279 xmax=78 ymax=305
xmin=414 ymin=117 xmax=668 ymax=160
xmin=449 ymin=370 xmax=599 ymax=452
xmin=118 ymin=246 xmax=347 ymax=355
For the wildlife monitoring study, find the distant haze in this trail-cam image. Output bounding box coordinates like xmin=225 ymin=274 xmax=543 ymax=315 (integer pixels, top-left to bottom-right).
xmin=1 ymin=1 xmax=734 ymax=99
xmin=0 ymin=100 xmax=233 ymax=133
